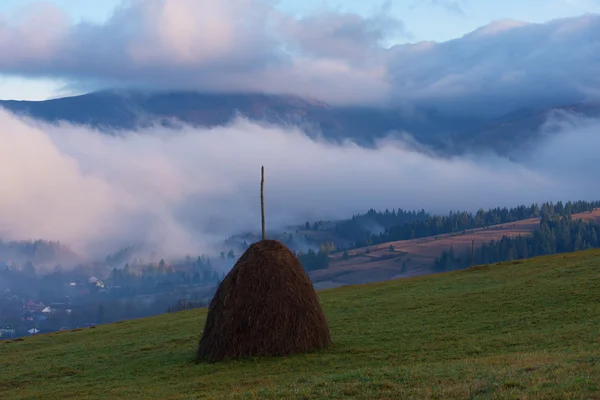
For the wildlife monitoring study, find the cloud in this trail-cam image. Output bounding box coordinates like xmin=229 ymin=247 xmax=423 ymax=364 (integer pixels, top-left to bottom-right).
xmin=0 ymin=4 xmax=598 ymax=118
xmin=0 ymin=0 xmax=403 ymax=105
xmin=0 ymin=2 xmax=599 ymax=114
xmin=279 ymin=8 xmax=404 ymax=63
xmin=387 ymin=13 xmax=600 ymax=116
xmin=1 ymin=108 xmax=599 ymax=262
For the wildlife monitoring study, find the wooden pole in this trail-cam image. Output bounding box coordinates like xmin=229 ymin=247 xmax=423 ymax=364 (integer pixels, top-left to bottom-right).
xmin=261 ymin=166 xmax=266 ymax=241
xmin=470 ymin=239 xmax=475 ymax=267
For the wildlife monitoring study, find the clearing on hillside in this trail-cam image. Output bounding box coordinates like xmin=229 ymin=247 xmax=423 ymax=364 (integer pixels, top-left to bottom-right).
xmin=1 ymin=249 xmax=599 ymax=399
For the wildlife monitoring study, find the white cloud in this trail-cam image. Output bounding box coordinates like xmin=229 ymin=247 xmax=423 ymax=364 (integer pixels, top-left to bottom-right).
xmin=1 ymin=108 xmax=599 ymax=260
xmin=2 ymin=1 xmax=598 ymax=113
xmin=387 ymin=13 xmax=600 ymax=115
xmin=0 ymin=0 xmax=402 ymax=105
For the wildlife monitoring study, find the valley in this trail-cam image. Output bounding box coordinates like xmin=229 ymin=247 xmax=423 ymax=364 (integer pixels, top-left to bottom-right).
xmin=3 ymin=199 xmax=600 ymax=340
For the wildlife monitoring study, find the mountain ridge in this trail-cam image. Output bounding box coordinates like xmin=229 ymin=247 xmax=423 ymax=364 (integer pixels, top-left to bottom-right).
xmin=2 ymin=90 xmax=600 ymax=155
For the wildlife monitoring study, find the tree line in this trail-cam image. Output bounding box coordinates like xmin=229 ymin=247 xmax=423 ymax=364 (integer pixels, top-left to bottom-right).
xmin=0 ymin=239 xmax=78 ymax=266
xmin=333 ymin=208 xmax=429 ymax=242
xmin=433 ymin=212 xmax=600 ymax=271
xmin=297 ymin=248 xmax=330 ymax=271
xmin=106 ymin=260 xmax=224 ymax=297
xmin=343 ymin=200 xmax=600 ymax=250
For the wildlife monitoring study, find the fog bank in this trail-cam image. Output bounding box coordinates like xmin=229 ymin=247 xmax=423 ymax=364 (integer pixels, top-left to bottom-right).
xmin=0 ymin=108 xmax=598 ymax=259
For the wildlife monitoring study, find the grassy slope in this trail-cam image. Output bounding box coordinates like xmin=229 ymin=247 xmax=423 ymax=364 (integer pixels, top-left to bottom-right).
xmin=2 ymin=250 xmax=600 ymax=400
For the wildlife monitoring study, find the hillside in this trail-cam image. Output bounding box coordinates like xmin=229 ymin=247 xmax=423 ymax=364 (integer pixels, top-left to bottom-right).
xmin=2 ymin=250 xmax=599 ymax=399
xmin=310 ymin=208 xmax=600 ymax=289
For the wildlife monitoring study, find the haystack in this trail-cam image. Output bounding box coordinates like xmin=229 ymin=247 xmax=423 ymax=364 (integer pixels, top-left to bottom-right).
xmin=196 ymin=239 xmax=331 ymax=362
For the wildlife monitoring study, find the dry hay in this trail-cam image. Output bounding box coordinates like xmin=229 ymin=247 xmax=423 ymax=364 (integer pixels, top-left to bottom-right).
xmin=196 ymin=239 xmax=331 ymax=362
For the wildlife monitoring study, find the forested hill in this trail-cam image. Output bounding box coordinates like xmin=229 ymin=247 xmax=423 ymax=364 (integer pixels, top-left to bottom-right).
xmin=434 ymin=209 xmax=600 ymax=271
xmin=333 ymin=208 xmax=430 ymax=242
xmin=0 ymin=240 xmax=80 ymax=267
xmin=335 ymin=200 xmax=600 ymax=250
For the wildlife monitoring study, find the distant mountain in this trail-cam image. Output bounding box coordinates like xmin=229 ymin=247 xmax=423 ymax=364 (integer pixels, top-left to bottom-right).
xmin=450 ymin=101 xmax=600 ymax=155
xmin=0 ymin=90 xmax=481 ymax=148
xmin=1 ymin=90 xmax=599 ymax=155
xmin=0 ymin=90 xmax=334 ymax=131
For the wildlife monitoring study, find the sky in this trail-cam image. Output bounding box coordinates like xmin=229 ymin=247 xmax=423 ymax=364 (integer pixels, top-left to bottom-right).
xmin=1 ymin=0 xmax=599 ymax=100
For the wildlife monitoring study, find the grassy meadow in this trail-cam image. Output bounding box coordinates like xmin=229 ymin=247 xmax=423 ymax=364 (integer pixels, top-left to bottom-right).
xmin=1 ymin=250 xmax=599 ymax=399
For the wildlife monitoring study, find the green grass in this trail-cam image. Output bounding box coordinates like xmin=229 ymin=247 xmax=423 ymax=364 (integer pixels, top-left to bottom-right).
xmin=2 ymin=250 xmax=600 ymax=399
